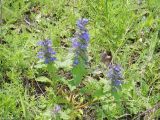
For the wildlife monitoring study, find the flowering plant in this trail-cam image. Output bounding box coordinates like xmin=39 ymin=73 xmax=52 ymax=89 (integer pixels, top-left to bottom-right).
xmin=37 ymin=39 xmax=56 ymax=64
xmin=71 ymin=18 xmax=90 ymax=66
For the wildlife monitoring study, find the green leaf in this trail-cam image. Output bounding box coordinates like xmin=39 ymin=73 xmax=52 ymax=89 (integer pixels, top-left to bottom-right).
xmin=55 ymin=52 xmax=74 ymax=70
xmin=93 ymin=87 xmax=104 ymax=98
xmin=34 ymin=63 xmax=46 ymax=69
xmin=35 ymin=76 xmax=52 ymax=83
xmin=47 ymin=63 xmax=57 ymax=73
xmin=72 ymin=63 xmax=87 ymax=85
xmin=60 ymin=111 xmax=70 ymax=120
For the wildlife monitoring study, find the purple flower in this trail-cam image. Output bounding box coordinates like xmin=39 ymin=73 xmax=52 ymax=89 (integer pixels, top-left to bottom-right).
xmin=114 ymin=80 xmax=123 ymax=86
xmin=76 ymin=18 xmax=89 ymax=30
xmin=72 ymin=41 xmax=80 ymax=48
xmin=80 ymin=32 xmax=90 ymax=42
xmin=37 ymin=39 xmax=56 ymax=64
xmin=107 ymin=64 xmax=123 ymax=86
xmin=52 ymin=105 xmax=61 ymax=115
xmin=71 ymin=18 xmax=90 ymax=66
xmin=37 ymin=40 xmax=52 ymax=46
xmin=80 ymin=44 xmax=88 ymax=49
xmin=113 ymin=65 xmax=121 ymax=72
xmin=73 ymin=58 xmax=79 ymax=65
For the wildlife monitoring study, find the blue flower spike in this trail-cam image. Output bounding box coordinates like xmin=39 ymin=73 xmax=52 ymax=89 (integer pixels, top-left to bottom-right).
xmin=37 ymin=39 xmax=56 ymax=64
xmin=71 ymin=18 xmax=90 ymax=66
xmin=107 ymin=64 xmax=123 ymax=87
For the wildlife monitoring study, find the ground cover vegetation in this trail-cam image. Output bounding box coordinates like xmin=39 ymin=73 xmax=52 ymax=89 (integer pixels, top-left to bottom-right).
xmin=0 ymin=0 xmax=160 ymax=119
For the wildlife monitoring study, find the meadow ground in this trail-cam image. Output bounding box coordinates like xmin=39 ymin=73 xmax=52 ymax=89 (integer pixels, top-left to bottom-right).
xmin=0 ymin=0 xmax=160 ymax=119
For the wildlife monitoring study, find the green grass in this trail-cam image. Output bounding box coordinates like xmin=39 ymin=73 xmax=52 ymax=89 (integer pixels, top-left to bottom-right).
xmin=1 ymin=0 xmax=160 ymax=119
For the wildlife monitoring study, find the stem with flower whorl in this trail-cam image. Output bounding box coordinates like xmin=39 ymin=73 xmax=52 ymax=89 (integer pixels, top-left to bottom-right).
xmin=71 ymin=18 xmax=90 ymax=66
xmin=68 ymin=18 xmax=90 ymax=89
xmin=37 ymin=39 xmax=58 ymax=84
xmin=107 ymin=64 xmax=124 ymax=100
